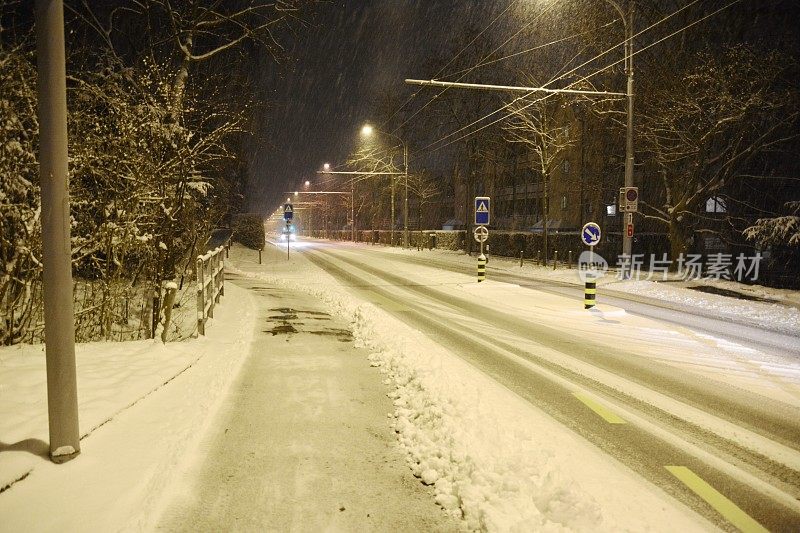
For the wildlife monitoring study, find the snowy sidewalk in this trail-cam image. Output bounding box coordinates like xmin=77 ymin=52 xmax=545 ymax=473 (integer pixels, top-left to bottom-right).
xmin=0 ymin=282 xmax=257 ymax=531
xmin=156 ymin=267 xmax=455 ymax=531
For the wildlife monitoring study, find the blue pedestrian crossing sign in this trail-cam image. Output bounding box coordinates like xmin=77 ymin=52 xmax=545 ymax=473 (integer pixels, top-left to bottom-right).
xmin=283 ymin=203 xmax=293 ymax=220
xmin=581 ymin=222 xmax=601 ymax=246
xmin=474 ymin=196 xmax=490 ymax=226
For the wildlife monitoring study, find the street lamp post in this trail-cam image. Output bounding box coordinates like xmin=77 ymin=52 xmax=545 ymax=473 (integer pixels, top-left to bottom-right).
xmin=601 ymin=0 xmax=635 ymax=260
xmin=317 ymin=168 xmax=403 ymax=244
xmin=361 ymin=124 xmax=410 ymax=248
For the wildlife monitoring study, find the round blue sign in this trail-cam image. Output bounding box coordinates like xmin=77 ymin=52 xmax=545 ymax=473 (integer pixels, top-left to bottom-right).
xmin=581 ymin=222 xmax=602 ymax=246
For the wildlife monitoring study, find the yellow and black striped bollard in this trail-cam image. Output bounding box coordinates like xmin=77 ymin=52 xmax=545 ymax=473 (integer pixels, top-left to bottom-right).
xmin=584 ymin=274 xmax=596 ymax=309
xmin=478 ymin=254 xmax=486 ymax=282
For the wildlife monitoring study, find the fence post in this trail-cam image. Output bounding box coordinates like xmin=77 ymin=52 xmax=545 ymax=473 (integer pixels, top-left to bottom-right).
xmin=219 ymin=247 xmax=225 ymax=297
xmin=196 ymin=257 xmax=205 ymax=336
xmin=553 ymin=250 xmax=558 ymax=270
xmin=151 ymin=287 xmax=159 ymax=339
xmin=207 ymin=256 xmax=215 ymax=319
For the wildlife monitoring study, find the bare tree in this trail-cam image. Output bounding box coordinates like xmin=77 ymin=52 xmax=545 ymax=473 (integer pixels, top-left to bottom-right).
xmin=504 ymin=93 xmax=575 ymax=261
xmin=639 ymin=45 xmax=800 ymax=260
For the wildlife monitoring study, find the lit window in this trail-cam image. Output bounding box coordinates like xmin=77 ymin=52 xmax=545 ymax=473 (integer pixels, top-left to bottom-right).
xmin=606 ymin=204 xmax=617 ymax=216
xmin=706 ymin=196 xmax=727 ymax=213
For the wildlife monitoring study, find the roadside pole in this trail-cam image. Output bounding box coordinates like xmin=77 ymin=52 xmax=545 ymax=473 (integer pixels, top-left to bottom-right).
xmin=581 ymin=222 xmax=602 ymax=310
xmin=284 ymin=202 xmax=293 ymax=260
xmin=474 ymin=197 xmax=491 ymax=283
xmin=36 ymin=0 xmax=80 ymax=462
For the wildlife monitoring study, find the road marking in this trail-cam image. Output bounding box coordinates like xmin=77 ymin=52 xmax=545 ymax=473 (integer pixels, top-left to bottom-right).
xmin=572 ymin=392 xmax=626 ymax=424
xmin=664 ymin=466 xmax=768 ymax=533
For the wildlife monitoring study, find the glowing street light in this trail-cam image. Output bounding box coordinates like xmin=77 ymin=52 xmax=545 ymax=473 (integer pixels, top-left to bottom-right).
xmin=323 ymin=163 xmax=330 ymax=171
xmin=359 ymin=123 xmax=409 ymax=247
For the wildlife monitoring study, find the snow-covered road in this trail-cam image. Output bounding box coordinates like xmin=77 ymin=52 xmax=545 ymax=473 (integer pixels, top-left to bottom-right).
xmin=295 ymin=239 xmax=800 ymax=532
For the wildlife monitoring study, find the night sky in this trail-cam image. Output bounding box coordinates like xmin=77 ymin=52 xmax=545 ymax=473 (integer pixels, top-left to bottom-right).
xmin=245 ymin=1 xmax=503 ymax=213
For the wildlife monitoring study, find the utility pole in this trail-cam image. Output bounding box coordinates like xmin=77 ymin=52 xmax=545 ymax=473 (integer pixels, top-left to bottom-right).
xmin=35 ymin=0 xmax=80 ymax=463
xmin=317 ymin=170 xmax=403 ymax=244
xmin=403 ymin=143 xmax=409 ymax=248
xmin=622 ymin=1 xmax=635 ymax=261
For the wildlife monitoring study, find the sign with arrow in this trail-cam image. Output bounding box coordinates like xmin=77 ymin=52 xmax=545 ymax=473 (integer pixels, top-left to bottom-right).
xmin=474 ymin=196 xmax=490 ymax=226
xmin=581 ymin=222 xmax=602 ymax=246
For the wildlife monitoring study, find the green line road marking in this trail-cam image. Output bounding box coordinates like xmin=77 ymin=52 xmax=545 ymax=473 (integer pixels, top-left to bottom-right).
xmin=572 ymin=392 xmax=626 ymax=424
xmin=665 ymin=466 xmax=768 ymax=533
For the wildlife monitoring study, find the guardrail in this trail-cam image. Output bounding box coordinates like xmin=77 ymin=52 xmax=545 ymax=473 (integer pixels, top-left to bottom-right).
xmin=196 ymin=243 xmax=227 ymax=335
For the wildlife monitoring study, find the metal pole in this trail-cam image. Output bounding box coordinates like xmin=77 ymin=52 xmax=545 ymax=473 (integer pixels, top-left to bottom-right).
xmin=351 ymin=177 xmax=355 ymax=242
xmin=36 ymin=0 xmax=80 ymax=463
xmin=622 ymin=1 xmax=635 ymax=261
xmin=403 ymin=143 xmax=409 ymax=248
xmin=390 ymin=175 xmax=395 ymax=246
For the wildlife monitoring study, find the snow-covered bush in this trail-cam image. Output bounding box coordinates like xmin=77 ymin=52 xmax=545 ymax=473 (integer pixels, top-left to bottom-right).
xmin=745 ymin=201 xmax=800 ymax=247
xmin=232 ymin=215 xmax=265 ymax=250
xmin=0 ymin=45 xmax=41 ymax=345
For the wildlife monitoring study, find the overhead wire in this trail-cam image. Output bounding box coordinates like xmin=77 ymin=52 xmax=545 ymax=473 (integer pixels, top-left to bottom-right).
xmin=388 ymin=1 xmax=559 ymax=136
xmin=441 ymin=19 xmax=619 ymax=80
xmin=415 ymin=0 xmax=715 ymax=157
xmin=378 ymin=0 xmax=521 ymax=130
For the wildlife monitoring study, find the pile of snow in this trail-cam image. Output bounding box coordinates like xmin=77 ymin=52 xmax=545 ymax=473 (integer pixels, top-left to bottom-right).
xmin=228 ymin=254 xmax=704 ymax=532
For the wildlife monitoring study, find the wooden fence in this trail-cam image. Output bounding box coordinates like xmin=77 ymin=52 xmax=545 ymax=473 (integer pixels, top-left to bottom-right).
xmin=196 ymin=243 xmax=227 ymax=335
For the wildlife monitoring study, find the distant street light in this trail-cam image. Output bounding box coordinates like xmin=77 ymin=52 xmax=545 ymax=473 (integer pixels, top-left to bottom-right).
xmin=323 ymin=163 xmax=330 ymax=171
xmin=360 ymin=123 xmax=410 ymax=248
xmin=304 ymin=180 xmax=310 ymax=187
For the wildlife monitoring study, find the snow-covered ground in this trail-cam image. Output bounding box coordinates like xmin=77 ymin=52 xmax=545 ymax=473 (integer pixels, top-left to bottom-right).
xmin=2 ymin=240 xmax=797 ymax=531
xmin=0 ymin=281 xmax=257 ymax=530
xmin=375 ymin=244 xmax=800 ymax=335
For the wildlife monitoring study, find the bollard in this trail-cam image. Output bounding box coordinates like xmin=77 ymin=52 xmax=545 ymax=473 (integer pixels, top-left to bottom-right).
xmin=553 ymin=250 xmax=558 ymax=270
xmin=477 ymin=254 xmax=486 ymax=282
xmin=258 ymin=248 xmax=262 ymax=264
xmin=584 ymin=274 xmax=597 ymax=309
xmin=537 ymin=249 xmax=541 ymax=265
xmin=568 ymin=250 xmax=573 ymax=268
xmin=519 ymin=250 xmax=524 ymax=267
xmin=485 ymin=245 xmax=490 ymax=263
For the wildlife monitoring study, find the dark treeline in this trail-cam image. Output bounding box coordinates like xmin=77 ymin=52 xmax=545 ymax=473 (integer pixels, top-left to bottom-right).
xmin=0 ymin=0 xmax=319 ymax=344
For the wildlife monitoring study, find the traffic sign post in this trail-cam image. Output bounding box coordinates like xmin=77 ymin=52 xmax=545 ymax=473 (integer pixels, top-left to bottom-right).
xmin=473 ymin=225 xmax=489 ymax=281
xmin=580 ymin=222 xmax=602 ymax=310
xmin=474 ymin=196 xmax=490 ymax=226
xmin=581 ymin=222 xmax=601 ymax=266
xmin=473 ymin=197 xmax=491 ymax=281
xmin=286 ymin=221 xmax=291 ymax=259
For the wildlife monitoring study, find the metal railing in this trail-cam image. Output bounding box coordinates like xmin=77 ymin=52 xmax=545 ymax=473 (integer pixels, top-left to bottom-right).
xmin=196 ymin=243 xmax=227 ymax=335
